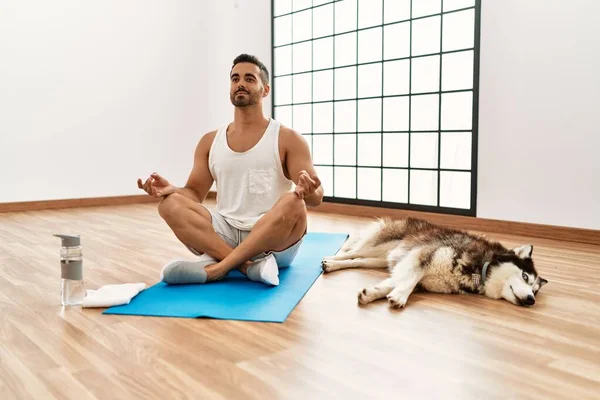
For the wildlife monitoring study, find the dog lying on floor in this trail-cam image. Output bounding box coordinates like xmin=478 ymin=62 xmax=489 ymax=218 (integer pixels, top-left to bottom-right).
xmin=321 ymin=217 xmax=548 ymax=308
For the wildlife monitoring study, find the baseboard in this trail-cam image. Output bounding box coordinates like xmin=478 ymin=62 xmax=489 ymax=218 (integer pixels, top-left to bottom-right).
xmin=312 ymin=201 xmax=600 ymax=246
xmin=3 ymin=192 xmax=598 ymax=246
xmin=0 ymin=191 xmax=219 ymax=213
xmin=0 ymin=195 xmax=160 ymax=213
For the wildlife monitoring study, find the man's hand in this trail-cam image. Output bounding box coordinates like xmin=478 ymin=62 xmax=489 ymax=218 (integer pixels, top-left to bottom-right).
xmin=294 ymin=170 xmax=321 ymax=200
xmin=137 ymin=173 xmax=176 ymax=198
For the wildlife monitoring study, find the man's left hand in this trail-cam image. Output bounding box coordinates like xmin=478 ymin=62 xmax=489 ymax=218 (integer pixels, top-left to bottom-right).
xmin=295 ymin=170 xmax=321 ymax=199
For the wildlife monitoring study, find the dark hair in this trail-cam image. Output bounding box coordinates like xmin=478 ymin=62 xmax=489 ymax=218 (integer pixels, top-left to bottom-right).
xmin=232 ymin=53 xmax=270 ymax=85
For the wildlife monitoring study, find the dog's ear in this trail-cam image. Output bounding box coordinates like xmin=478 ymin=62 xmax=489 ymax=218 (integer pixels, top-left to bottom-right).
xmin=513 ymin=244 xmax=533 ymax=259
xmin=532 ymin=276 xmax=548 ymax=294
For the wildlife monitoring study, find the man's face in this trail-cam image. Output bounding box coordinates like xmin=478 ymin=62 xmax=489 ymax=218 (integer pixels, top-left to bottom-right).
xmin=229 ymin=62 xmax=268 ymax=107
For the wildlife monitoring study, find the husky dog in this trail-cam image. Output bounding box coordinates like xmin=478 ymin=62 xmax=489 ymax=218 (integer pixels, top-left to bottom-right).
xmin=321 ymin=217 xmax=548 ymax=308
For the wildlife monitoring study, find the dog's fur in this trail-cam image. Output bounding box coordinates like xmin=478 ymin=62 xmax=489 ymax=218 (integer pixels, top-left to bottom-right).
xmin=322 ymin=217 xmax=548 ymax=308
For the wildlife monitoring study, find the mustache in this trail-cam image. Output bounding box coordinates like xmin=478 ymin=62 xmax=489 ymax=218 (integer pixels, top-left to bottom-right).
xmin=235 ymin=89 xmax=249 ymax=94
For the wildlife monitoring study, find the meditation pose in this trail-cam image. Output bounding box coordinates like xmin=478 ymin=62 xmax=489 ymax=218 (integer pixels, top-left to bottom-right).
xmin=138 ymin=54 xmax=324 ymax=286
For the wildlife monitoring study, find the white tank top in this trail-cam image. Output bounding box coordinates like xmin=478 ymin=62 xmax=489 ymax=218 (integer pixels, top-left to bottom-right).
xmin=208 ymin=118 xmax=293 ymax=230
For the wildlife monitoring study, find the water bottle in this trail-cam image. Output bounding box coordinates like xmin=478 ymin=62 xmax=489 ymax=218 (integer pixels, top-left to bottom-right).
xmin=54 ymin=234 xmax=85 ymax=306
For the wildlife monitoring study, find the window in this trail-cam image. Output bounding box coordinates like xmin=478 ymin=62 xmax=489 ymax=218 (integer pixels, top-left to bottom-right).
xmin=272 ymin=0 xmax=480 ymax=216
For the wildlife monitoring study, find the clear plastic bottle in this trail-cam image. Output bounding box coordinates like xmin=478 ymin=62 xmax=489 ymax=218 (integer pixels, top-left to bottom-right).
xmin=54 ymin=234 xmax=85 ymax=306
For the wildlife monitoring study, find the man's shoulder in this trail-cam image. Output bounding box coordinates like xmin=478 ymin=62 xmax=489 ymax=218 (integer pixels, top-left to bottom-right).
xmin=198 ymin=129 xmax=219 ymax=147
xmin=193 ymin=129 xmax=220 ymax=158
xmin=277 ymin=122 xmax=305 ymax=146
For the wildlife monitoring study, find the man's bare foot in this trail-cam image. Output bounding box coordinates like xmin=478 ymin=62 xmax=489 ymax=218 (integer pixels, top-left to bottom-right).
xmin=238 ymin=261 xmax=253 ymax=276
xmin=205 ymin=263 xmax=228 ymax=281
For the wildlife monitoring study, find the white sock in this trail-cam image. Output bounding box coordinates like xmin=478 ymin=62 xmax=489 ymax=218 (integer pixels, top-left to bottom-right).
xmin=160 ymin=254 xmax=216 ymax=284
xmin=246 ymin=254 xmax=279 ymax=286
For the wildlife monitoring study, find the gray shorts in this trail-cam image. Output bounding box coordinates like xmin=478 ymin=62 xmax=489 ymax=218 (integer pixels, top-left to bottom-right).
xmin=187 ymin=206 xmax=304 ymax=268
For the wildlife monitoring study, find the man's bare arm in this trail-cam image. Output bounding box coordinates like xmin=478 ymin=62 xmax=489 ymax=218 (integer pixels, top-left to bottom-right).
xmin=174 ymin=131 xmax=216 ymax=202
xmin=282 ymin=127 xmax=324 ymax=207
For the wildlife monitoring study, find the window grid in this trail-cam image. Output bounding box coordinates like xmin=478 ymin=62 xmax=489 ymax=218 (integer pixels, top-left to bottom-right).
xmin=271 ymin=0 xmax=481 ymax=216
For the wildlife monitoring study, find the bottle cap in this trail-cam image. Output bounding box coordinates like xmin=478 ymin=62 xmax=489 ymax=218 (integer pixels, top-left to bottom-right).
xmin=53 ymin=234 xmax=81 ymax=247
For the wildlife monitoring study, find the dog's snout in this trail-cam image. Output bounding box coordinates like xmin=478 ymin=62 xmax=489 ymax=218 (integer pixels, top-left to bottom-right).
xmin=524 ymin=295 xmax=535 ymax=306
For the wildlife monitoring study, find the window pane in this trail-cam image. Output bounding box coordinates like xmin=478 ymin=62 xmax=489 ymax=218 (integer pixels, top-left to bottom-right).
xmin=358 ymin=27 xmax=382 ymax=64
xmin=334 ymin=167 xmax=356 ymax=198
xmin=335 ymin=0 xmax=357 ymax=34
xmin=313 ymin=3 xmax=334 ymax=39
xmin=411 ymin=55 xmax=440 ymax=94
xmin=384 ymin=22 xmax=410 ymax=60
xmin=410 ymin=132 xmax=438 ymax=168
xmin=412 ymin=15 xmax=440 ymax=56
xmin=334 ymin=134 xmax=356 ymax=165
xmin=383 ymin=133 xmax=409 ymax=167
xmin=274 ymin=76 xmax=292 ymax=105
xmin=271 ymin=0 xmax=478 ymax=212
xmin=410 ymin=170 xmax=438 ymax=206
xmin=441 ymin=92 xmax=472 ymax=130
xmin=274 ymin=0 xmax=291 ymax=16
xmin=275 ymin=106 xmax=292 ymax=128
xmin=411 ymin=94 xmax=439 ymax=131
xmin=335 ymin=66 xmax=357 ymax=100
xmin=293 ymin=0 xmax=311 ymax=11
xmin=315 ymin=166 xmax=333 ymax=196
xmin=441 ymin=132 xmax=472 ymax=170
xmin=313 ymin=134 xmax=333 ymax=164
xmin=443 ymin=0 xmax=475 ymax=12
xmin=293 ymin=104 xmax=312 ymax=134
xmin=383 ymin=97 xmax=409 ymax=131
xmin=358 ymin=168 xmax=382 ymax=201
xmin=313 ymin=70 xmax=333 ymax=102
xmin=358 ymin=63 xmax=382 ymax=98
xmin=313 ymin=102 xmax=334 ymax=133
xmin=383 ymin=59 xmax=410 ymax=95
xmin=412 ymin=0 xmax=441 ymax=18
xmin=274 ymin=45 xmax=292 ymax=76
xmin=293 ymin=73 xmax=312 ymax=104
xmin=293 ymin=9 xmax=312 ymax=43
xmin=313 ymin=37 xmax=334 ymax=70
xmin=358 ymin=133 xmax=382 ymax=166
xmin=442 ymin=50 xmax=473 ymax=91
xmin=334 ymin=100 xmax=356 ymax=133
xmin=443 ymin=9 xmax=475 ymax=52
xmin=440 ymin=171 xmax=471 ymax=209
xmin=382 ymin=169 xmax=408 ymax=203
xmin=384 ymin=0 xmax=410 ymax=23
xmin=358 ymin=98 xmax=382 ymax=132
xmin=274 ymin=15 xmax=292 ymax=46
xmin=293 ymin=41 xmax=312 ymax=73
xmin=358 ymin=0 xmax=382 ymax=28
xmin=335 ymin=32 xmax=357 ymax=67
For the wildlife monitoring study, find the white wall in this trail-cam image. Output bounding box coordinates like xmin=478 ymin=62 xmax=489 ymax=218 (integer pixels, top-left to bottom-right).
xmin=0 ymin=0 xmax=270 ymax=203
xmin=3 ymin=0 xmax=598 ymax=231
xmin=477 ymin=0 xmax=600 ymax=230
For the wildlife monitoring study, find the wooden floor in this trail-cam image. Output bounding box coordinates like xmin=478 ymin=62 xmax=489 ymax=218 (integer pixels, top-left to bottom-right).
xmin=1 ymin=201 xmax=599 ymax=399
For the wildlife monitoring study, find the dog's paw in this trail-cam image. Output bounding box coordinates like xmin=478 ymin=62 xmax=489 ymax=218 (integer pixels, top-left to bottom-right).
xmin=386 ymin=293 xmax=408 ymax=309
xmin=321 ymin=259 xmax=335 ymax=273
xmin=357 ymin=288 xmax=369 ymax=304
xmin=358 ymin=288 xmax=378 ymax=305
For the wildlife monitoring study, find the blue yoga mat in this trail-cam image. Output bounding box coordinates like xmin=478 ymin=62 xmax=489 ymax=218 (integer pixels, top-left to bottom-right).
xmin=103 ymin=232 xmax=348 ymax=323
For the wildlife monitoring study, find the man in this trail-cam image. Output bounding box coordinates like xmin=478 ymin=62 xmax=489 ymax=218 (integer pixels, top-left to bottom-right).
xmin=137 ymin=54 xmax=323 ymax=286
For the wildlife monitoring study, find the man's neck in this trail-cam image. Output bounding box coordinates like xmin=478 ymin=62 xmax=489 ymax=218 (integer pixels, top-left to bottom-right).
xmin=233 ymin=105 xmax=268 ymax=129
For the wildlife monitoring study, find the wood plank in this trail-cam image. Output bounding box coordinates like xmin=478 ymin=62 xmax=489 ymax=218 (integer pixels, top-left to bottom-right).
xmin=0 ymin=202 xmax=599 ymax=399
xmin=313 ymin=200 xmax=600 ymax=246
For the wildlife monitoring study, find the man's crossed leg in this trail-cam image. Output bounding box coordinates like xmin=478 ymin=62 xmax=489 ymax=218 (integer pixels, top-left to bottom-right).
xmin=157 ymin=192 xmax=307 ymax=286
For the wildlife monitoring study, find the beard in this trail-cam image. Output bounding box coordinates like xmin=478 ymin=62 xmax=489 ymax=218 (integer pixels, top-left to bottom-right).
xmin=230 ymin=90 xmax=260 ymax=107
